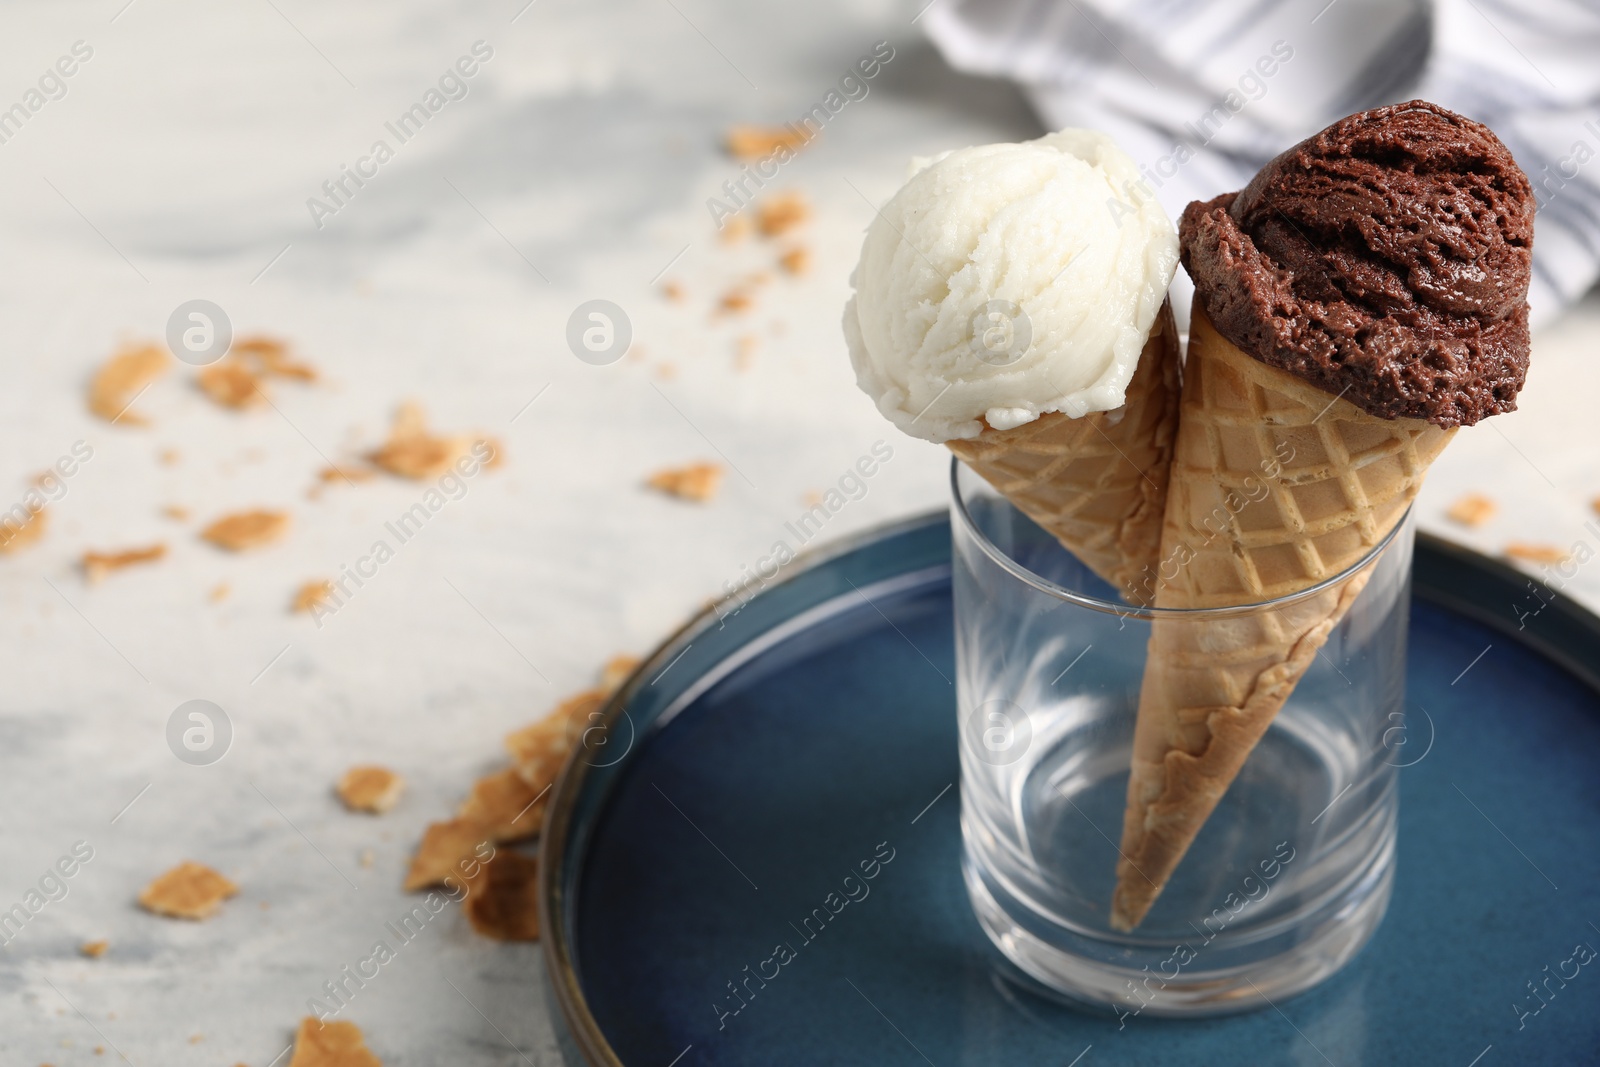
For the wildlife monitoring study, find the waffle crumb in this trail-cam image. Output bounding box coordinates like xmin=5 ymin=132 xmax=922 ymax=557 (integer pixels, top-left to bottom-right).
xmin=292 ymin=579 xmax=336 ymax=614
xmin=80 ymin=940 xmax=108 ymax=958
xmin=89 ymin=343 xmax=168 ymax=425
xmin=369 ymin=403 xmax=474 ymax=480
xmin=197 ymin=361 xmax=264 ymax=409
xmin=725 ymin=124 xmax=810 ymax=161
xmin=162 ymin=505 xmax=190 ymax=521
xmin=1505 ymin=543 xmax=1570 ymax=565
xmin=318 ymin=465 xmax=374 ymax=485
xmin=458 ymin=768 xmax=546 ymax=843
xmin=234 ymin=335 xmax=316 ymax=381
xmin=287 ymin=1017 xmax=382 ymax=1067
xmin=197 ymin=336 xmax=317 ymax=411
xmin=600 ymin=655 xmax=640 ymax=694
xmin=159 ymin=449 xmax=179 ymax=465
xmin=82 ymin=545 xmax=166 ymax=583
xmin=337 ymin=766 xmax=405 ymax=814
xmin=138 ymin=862 xmax=237 ymax=920
xmin=506 ymin=689 xmax=605 ymax=791
xmin=661 ymin=281 xmax=685 ymax=302
xmin=208 ymin=582 xmax=230 ymax=604
xmin=718 ymin=289 xmax=753 ymax=315
xmin=1446 ymin=493 xmax=1497 ymax=528
xmin=232 ymin=335 xmax=284 ymax=357
xmin=756 ymin=192 xmax=809 ymax=238
xmin=778 ymin=245 xmax=810 ymax=275
xmin=646 ymin=462 xmax=724 ymax=503
xmin=654 ymin=362 xmax=678 ymax=381
xmin=0 ymin=507 xmax=47 ymax=554
xmin=201 ymin=509 xmax=290 ymax=551
xmin=463 ymin=852 xmax=540 ymax=941
xmin=359 ymin=848 xmax=375 ymax=869
xmin=403 ymin=818 xmax=491 ymax=891
xmin=719 ymin=213 xmax=751 ymax=244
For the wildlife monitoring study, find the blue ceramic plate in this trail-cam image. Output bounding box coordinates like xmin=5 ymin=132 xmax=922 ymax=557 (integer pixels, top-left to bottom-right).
xmin=540 ymin=511 xmax=1600 ymax=1067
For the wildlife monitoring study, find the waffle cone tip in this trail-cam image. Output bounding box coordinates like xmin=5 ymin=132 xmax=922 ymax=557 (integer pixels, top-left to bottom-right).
xmin=1108 ymin=299 xmax=1454 ymax=930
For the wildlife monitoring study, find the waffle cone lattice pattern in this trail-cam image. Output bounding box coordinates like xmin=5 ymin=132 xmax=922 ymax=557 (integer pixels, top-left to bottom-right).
xmin=1109 ymin=302 xmax=1454 ymax=931
xmin=948 ymin=300 xmax=1180 ymax=604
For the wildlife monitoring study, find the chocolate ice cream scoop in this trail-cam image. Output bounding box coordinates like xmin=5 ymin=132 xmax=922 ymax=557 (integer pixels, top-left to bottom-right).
xmin=1180 ymin=100 xmax=1533 ymax=427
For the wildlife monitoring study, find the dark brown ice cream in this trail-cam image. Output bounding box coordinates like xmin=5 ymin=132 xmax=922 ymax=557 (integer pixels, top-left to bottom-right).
xmin=1180 ymin=100 xmax=1533 ymax=427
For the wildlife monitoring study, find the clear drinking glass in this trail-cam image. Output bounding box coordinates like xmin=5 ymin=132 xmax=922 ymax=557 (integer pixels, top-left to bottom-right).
xmin=951 ymin=458 xmax=1412 ymax=1016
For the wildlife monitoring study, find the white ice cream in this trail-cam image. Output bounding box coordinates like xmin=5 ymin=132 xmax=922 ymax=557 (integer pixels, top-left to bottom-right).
xmin=843 ymin=129 xmax=1178 ymax=443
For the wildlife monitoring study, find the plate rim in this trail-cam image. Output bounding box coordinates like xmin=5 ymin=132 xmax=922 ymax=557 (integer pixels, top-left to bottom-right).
xmin=537 ymin=509 xmax=949 ymax=1067
xmin=537 ymin=508 xmax=1600 ymax=1066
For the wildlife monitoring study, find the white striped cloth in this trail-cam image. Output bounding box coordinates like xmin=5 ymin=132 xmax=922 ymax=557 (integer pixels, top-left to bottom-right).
xmin=923 ymin=0 xmax=1600 ymax=326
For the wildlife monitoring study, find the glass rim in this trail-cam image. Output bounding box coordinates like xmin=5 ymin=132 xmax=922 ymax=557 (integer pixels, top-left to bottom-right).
xmin=948 ymin=456 xmax=1413 ymax=620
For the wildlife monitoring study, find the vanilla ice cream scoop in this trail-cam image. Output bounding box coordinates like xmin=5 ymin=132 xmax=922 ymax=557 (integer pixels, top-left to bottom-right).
xmin=843 ymin=129 xmax=1178 ymax=443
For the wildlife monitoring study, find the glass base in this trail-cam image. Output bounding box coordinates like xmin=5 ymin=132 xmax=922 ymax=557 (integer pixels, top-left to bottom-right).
xmin=964 ymin=821 xmax=1394 ymax=1017
xmin=950 ymin=458 xmax=1411 ymax=1019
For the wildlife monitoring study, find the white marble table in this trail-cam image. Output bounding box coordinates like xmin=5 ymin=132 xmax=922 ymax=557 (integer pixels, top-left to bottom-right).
xmin=1 ymin=1 xmax=1596 ymax=1064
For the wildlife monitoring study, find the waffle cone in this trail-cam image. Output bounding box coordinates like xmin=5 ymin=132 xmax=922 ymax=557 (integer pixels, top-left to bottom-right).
xmin=948 ymin=300 xmax=1181 ymax=604
xmin=1109 ymin=302 xmax=1455 ymax=931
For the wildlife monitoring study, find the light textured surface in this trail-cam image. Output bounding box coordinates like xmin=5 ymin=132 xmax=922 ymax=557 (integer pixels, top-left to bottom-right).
xmin=0 ymin=1 xmax=1596 ymax=1065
